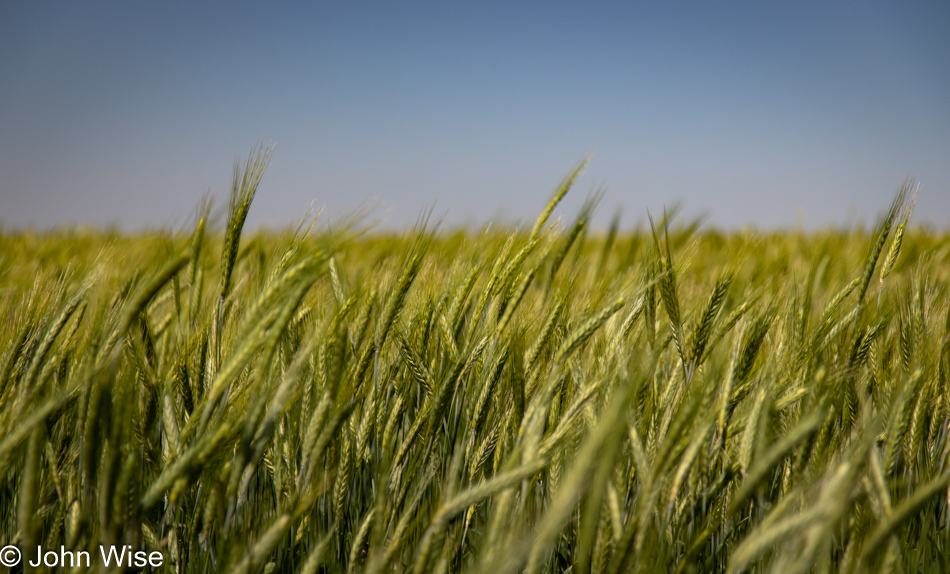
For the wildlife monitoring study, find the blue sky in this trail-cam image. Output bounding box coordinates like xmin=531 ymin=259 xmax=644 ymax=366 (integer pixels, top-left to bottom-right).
xmin=1 ymin=1 xmax=948 ymax=231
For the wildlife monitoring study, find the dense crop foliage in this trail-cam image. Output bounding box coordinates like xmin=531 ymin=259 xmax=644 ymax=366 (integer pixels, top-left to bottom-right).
xmin=2 ymin=153 xmax=950 ymax=573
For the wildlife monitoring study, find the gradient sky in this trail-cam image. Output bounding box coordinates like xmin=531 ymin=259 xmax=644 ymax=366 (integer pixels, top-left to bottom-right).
xmin=1 ymin=1 xmax=948 ymax=231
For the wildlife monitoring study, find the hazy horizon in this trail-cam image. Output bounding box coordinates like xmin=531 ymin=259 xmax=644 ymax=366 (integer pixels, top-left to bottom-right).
xmin=2 ymin=2 xmax=949 ymax=232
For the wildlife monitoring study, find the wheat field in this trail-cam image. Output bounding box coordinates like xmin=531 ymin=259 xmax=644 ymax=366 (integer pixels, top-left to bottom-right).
xmin=2 ymin=148 xmax=949 ymax=573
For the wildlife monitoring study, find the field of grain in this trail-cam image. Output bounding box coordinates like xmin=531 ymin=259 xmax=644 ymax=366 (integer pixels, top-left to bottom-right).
xmin=2 ymin=150 xmax=949 ymax=573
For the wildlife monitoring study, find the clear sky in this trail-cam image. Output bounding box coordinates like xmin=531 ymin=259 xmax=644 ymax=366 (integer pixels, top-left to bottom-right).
xmin=1 ymin=1 xmax=948 ymax=231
